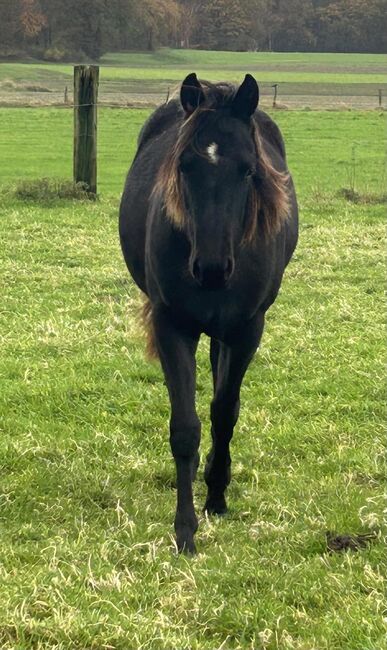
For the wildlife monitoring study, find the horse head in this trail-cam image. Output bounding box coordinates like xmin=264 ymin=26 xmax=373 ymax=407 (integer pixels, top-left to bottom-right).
xmin=179 ymin=73 xmax=259 ymax=290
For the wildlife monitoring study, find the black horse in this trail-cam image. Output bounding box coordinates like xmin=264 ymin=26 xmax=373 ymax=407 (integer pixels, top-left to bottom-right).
xmin=119 ymin=73 xmax=298 ymax=553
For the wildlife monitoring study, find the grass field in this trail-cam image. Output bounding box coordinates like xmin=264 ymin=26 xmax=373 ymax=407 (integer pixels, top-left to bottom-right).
xmin=1 ymin=49 xmax=386 ymax=108
xmin=0 ymin=104 xmax=385 ymax=649
xmin=0 ymin=108 xmax=384 ymax=195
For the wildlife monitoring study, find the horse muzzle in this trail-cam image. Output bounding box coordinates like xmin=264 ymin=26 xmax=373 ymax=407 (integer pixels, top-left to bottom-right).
xmin=191 ymin=256 xmax=234 ymax=290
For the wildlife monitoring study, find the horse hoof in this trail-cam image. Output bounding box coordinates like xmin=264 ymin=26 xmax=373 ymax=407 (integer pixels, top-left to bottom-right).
xmin=204 ymin=496 xmax=228 ymax=516
xmin=176 ymin=536 xmax=196 ymax=555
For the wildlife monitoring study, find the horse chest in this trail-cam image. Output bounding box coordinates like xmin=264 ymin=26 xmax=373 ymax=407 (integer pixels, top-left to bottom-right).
xmin=147 ymin=237 xmax=274 ymax=339
xmin=172 ymin=278 xmax=267 ymax=341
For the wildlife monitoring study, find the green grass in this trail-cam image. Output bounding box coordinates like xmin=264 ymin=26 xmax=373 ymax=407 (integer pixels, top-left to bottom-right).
xmin=0 ymin=107 xmax=385 ymax=649
xmin=1 ymin=49 xmax=386 ymax=108
xmin=0 ymin=61 xmax=385 ymax=85
xmin=0 ymin=108 xmax=384 ymax=195
xmin=101 ymin=49 xmax=387 ymax=69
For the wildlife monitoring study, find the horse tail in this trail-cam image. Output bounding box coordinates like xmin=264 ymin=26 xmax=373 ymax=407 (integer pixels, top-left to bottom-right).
xmin=142 ymin=297 xmax=158 ymax=360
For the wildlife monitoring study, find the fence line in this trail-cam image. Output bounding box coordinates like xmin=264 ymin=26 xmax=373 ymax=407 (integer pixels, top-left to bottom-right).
xmin=1 ymin=81 xmax=385 ymax=104
xmin=1 ymin=65 xmax=385 ymax=196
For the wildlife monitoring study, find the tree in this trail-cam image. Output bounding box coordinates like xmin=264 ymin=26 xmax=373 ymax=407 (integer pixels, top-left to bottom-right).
xmin=1 ymin=0 xmax=387 ymax=59
xmin=250 ymin=0 xmax=315 ymax=51
xmin=248 ymin=0 xmax=283 ymax=51
xmin=39 ymin=0 xmax=109 ymax=59
xmin=19 ymin=0 xmax=47 ymax=38
xmin=133 ymin=0 xmax=181 ymax=51
xmin=0 ymin=0 xmax=22 ymax=55
xmin=197 ymin=0 xmax=254 ymax=51
xmin=316 ymin=0 xmax=387 ymax=53
xmin=178 ymin=0 xmax=199 ymax=48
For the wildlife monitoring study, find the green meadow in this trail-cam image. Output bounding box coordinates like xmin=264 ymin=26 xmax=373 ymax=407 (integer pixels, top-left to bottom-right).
xmin=0 ymin=50 xmax=386 ymax=107
xmin=0 ymin=102 xmax=385 ymax=649
xmin=1 ymin=49 xmax=387 ymax=81
xmin=1 ymin=61 xmax=385 ymax=85
xmin=0 ymin=108 xmax=384 ymax=193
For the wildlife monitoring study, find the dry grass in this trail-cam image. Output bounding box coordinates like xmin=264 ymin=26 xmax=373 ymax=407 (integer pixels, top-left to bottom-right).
xmin=337 ymin=187 xmax=387 ymax=204
xmin=12 ymin=178 xmax=94 ymax=201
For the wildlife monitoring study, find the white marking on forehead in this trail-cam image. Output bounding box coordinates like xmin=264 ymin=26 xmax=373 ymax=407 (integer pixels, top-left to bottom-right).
xmin=207 ymin=142 xmax=219 ymax=165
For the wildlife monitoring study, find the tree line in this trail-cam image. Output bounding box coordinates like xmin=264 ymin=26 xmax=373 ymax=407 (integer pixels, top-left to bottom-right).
xmin=0 ymin=0 xmax=386 ymax=60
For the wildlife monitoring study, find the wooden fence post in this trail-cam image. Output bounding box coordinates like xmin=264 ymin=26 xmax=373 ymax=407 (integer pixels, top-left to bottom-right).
xmin=378 ymin=89 xmax=382 ymax=108
xmin=74 ymin=65 xmax=99 ymax=195
xmin=272 ymin=83 xmax=278 ymax=108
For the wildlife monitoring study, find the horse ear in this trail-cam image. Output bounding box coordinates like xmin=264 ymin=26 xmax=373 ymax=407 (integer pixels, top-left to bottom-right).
xmin=231 ymin=74 xmax=259 ymax=120
xmin=180 ymin=73 xmax=205 ymax=115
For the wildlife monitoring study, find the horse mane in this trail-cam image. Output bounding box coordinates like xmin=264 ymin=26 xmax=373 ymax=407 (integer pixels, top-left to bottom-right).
xmin=153 ymin=81 xmax=290 ymax=242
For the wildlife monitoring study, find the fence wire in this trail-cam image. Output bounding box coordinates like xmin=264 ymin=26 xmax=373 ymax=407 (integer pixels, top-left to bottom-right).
xmin=0 ymin=77 xmax=386 ymax=110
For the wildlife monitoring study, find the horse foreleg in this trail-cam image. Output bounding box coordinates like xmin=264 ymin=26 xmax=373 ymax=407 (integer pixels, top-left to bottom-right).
xmin=153 ymin=306 xmax=200 ymax=554
xmin=205 ymin=314 xmax=265 ymax=514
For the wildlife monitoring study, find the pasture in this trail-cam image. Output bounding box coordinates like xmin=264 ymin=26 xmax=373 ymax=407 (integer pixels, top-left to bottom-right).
xmin=0 ymin=101 xmax=385 ymax=648
xmin=0 ymin=49 xmax=386 ymax=108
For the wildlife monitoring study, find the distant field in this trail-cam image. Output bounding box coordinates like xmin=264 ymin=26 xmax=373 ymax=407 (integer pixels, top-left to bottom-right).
xmin=0 ymin=49 xmax=386 ymax=108
xmin=0 ymin=107 xmax=385 ymax=649
xmin=102 ymin=50 xmax=387 ymax=69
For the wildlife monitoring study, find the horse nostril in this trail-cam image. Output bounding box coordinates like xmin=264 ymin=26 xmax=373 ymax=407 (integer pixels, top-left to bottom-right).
xmin=191 ymin=257 xmax=235 ymax=289
xmin=192 ymin=257 xmax=233 ymax=288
